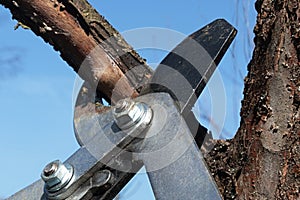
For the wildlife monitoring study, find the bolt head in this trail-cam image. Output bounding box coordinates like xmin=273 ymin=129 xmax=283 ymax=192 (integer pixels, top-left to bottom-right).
xmin=114 ymin=99 xmax=130 ymax=113
xmin=43 ymin=162 xmax=58 ymax=177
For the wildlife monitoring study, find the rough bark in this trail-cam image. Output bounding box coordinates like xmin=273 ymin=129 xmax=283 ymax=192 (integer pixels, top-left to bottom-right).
xmin=205 ymin=0 xmax=300 ymax=199
xmin=0 ymin=0 xmax=153 ymax=104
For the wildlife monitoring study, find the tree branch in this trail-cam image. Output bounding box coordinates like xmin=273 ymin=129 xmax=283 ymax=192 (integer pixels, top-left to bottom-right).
xmin=1 ymin=0 xmax=153 ymax=103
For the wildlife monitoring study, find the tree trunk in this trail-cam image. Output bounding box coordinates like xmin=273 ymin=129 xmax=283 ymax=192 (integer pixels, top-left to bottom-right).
xmin=1 ymin=0 xmax=299 ymax=199
xmin=205 ymin=0 xmax=300 ymax=199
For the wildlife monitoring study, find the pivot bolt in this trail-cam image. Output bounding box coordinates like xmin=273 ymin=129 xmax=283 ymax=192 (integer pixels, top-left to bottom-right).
xmin=41 ymin=160 xmax=73 ymax=193
xmin=113 ymin=98 xmax=152 ymax=130
xmin=43 ymin=161 xmax=59 ymax=177
xmin=114 ymin=98 xmax=130 ymax=113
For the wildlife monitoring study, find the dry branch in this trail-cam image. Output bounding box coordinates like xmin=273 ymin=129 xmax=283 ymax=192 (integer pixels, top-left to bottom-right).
xmin=1 ymin=0 xmax=153 ymax=103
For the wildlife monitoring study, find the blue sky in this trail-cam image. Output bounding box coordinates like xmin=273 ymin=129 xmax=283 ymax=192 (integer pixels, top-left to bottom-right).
xmin=0 ymin=1 xmax=256 ymax=199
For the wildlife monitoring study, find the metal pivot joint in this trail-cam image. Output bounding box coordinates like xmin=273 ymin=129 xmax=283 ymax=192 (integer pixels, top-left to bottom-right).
xmin=113 ymin=98 xmax=153 ymax=131
xmin=41 ymin=160 xmax=74 ymax=198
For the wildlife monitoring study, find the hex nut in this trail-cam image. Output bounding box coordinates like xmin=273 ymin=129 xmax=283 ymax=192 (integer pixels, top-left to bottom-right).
xmin=41 ymin=160 xmax=73 ymax=192
xmin=113 ymin=99 xmax=149 ymax=130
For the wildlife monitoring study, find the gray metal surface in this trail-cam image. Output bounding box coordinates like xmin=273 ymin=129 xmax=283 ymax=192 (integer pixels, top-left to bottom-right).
xmin=147 ymin=146 xmax=221 ymax=200
xmin=138 ymin=93 xmax=221 ymax=200
xmin=7 ymin=93 xmax=220 ymax=200
xmin=7 ymin=180 xmax=44 ymax=200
